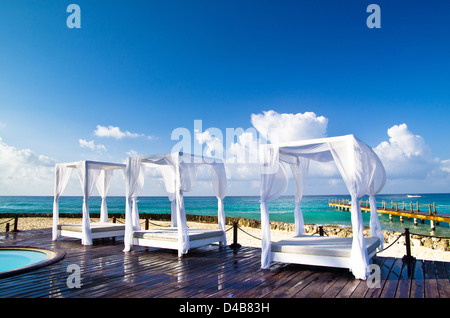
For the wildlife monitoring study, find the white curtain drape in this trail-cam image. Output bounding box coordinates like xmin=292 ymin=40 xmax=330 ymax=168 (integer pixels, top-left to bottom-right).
xmin=75 ymin=161 xmax=101 ymax=246
xmin=160 ymin=165 xmax=177 ymax=227
xmin=52 ymin=165 xmax=72 ymax=240
xmin=96 ymin=169 xmax=114 ymax=223
xmin=367 ymin=147 xmax=386 ymax=250
xmin=260 ymin=146 xmax=289 ymax=269
xmin=289 ymin=158 xmax=310 ymax=236
xmin=369 ymin=195 xmax=383 ymax=250
xmin=124 ymin=157 xmax=145 ymax=252
xmin=211 ymin=163 xmax=227 ymax=245
xmin=327 ymin=135 xmax=384 ymax=280
xmin=175 ymin=159 xmax=192 ymax=257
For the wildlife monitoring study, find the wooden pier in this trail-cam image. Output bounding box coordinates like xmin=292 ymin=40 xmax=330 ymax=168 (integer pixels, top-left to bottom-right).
xmin=329 ymin=199 xmax=450 ymax=230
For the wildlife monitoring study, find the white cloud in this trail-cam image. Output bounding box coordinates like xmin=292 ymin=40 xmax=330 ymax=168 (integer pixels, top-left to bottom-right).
xmin=193 ymin=127 xmax=260 ymax=184
xmin=0 ymin=137 xmax=55 ymax=195
xmin=194 ymin=130 xmax=224 ymax=158
xmin=193 ymin=110 xmax=329 ymax=168
xmin=441 ymin=159 xmax=450 ymax=173
xmin=251 ymin=110 xmax=328 ymax=143
xmin=385 ymin=123 xmax=430 ymax=158
xmin=374 ymin=123 xmax=437 ymax=179
xmin=217 ymin=111 xmax=333 ymax=185
xmin=125 ymin=149 xmax=139 ymax=158
xmin=94 ymin=125 xmax=145 ymax=139
xmin=227 ymin=130 xmax=260 ymax=164
xmin=78 ymin=139 xmax=106 ymax=151
xmin=228 ymin=110 xmax=329 ymax=176
xmin=373 ymin=123 xmax=450 ymax=193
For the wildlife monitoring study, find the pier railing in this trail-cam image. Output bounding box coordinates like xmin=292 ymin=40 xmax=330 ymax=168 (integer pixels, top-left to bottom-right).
xmin=329 ymin=198 xmax=450 ymax=231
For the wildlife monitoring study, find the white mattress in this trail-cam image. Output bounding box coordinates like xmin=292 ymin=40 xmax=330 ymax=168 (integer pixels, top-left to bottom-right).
xmin=57 ymin=222 xmax=125 ymax=233
xmin=271 ymin=235 xmax=380 ymax=258
xmin=133 ymin=228 xmax=224 ymax=242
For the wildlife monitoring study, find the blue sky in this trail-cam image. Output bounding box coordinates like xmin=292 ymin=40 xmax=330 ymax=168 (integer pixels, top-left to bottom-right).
xmin=0 ymin=0 xmax=449 ymax=195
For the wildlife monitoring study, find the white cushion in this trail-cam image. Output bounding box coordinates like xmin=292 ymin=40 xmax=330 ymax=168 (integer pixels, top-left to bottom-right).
xmin=271 ymin=235 xmax=380 ymax=258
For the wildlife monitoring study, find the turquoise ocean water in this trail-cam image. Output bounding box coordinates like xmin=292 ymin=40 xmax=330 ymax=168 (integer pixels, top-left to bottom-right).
xmin=1 ymin=194 xmax=449 ymax=236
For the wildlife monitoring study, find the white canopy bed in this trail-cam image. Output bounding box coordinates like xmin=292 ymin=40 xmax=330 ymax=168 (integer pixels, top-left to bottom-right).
xmin=259 ymin=135 xmax=386 ymax=280
xmin=52 ymin=160 xmax=126 ymax=245
xmin=123 ymin=152 xmax=227 ymax=257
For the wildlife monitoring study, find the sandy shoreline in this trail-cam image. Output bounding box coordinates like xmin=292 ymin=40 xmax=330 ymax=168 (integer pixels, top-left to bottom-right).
xmin=2 ymin=216 xmax=450 ymax=262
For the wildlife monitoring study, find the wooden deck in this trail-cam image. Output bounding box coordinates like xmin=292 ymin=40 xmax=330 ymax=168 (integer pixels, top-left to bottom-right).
xmin=0 ymin=228 xmax=449 ymax=300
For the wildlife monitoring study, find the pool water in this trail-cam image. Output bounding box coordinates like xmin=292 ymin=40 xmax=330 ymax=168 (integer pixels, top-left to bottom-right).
xmin=0 ymin=249 xmax=48 ymax=272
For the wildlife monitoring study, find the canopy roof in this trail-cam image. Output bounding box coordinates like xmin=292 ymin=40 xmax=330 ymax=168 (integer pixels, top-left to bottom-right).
xmin=259 ymin=134 xmax=386 ymax=280
xmin=278 ymin=134 xmax=385 ymax=192
xmin=57 ymin=160 xmax=126 ymax=170
xmin=140 ymin=151 xmax=225 ymax=165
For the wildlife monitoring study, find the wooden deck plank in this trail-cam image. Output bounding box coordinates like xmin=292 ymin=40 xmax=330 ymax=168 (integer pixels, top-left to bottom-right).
xmin=98 ymin=247 xmax=233 ymax=298
xmin=263 ymin=266 xmax=318 ymax=298
xmin=272 ymin=269 xmax=322 ymax=298
xmin=291 ymin=268 xmax=339 ymax=298
xmin=152 ymin=252 xmax=246 ymax=298
xmin=321 ymin=271 xmax=354 ymax=298
xmin=395 ymin=261 xmax=415 ymax=298
xmin=257 ymin=266 xmax=312 ymax=298
xmin=334 ymin=278 xmax=362 ymax=298
xmin=424 ymin=261 xmax=439 ymax=298
xmin=379 ymin=258 xmax=403 ymax=298
xmin=0 ymin=228 xmax=449 ymax=298
xmin=245 ymin=265 xmax=304 ymax=298
xmin=196 ymin=252 xmax=263 ymax=298
xmin=112 ymin=246 xmax=260 ymax=298
xmin=204 ymin=257 xmax=270 ymax=298
xmin=435 ymin=261 xmax=450 ymax=298
xmin=304 ymin=269 xmax=348 ymax=298
xmin=410 ymin=260 xmax=425 ymax=298
xmin=363 ymin=256 xmax=392 ymax=298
